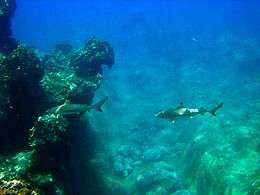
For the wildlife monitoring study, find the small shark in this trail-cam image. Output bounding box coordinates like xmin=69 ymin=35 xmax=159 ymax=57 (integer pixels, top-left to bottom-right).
xmin=155 ymin=102 xmax=224 ymax=123
xmin=47 ymin=96 xmax=108 ymax=116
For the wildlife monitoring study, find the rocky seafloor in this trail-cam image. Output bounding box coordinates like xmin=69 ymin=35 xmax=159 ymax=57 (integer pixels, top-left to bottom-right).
xmin=96 ymin=37 xmax=260 ymax=194
xmin=90 ymin=26 xmax=260 ymax=195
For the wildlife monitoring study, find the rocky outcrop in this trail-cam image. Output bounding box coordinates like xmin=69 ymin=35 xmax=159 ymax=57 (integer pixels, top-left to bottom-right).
xmin=0 ymin=0 xmax=17 ymax=53
xmin=0 ymin=44 xmax=45 ymax=153
xmin=0 ymin=1 xmax=115 ymax=193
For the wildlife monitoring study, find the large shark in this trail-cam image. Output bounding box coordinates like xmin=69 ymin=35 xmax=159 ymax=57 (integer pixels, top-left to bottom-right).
xmin=155 ymin=102 xmax=224 ymax=123
xmin=47 ymin=96 xmax=108 ymax=116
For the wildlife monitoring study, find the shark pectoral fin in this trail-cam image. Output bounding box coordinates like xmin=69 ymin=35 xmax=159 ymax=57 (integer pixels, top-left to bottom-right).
xmin=97 ymin=108 xmax=103 ymax=112
xmin=154 ymin=112 xmax=162 ymax=117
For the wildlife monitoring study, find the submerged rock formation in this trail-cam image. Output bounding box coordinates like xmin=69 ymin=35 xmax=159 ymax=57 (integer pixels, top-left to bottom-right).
xmin=0 ymin=0 xmax=17 ymax=53
xmin=0 ymin=0 xmax=115 ymax=194
xmin=33 ymin=39 xmax=114 ymax=194
xmin=0 ymin=44 xmax=45 ymax=153
xmin=71 ymin=38 xmax=114 ymax=77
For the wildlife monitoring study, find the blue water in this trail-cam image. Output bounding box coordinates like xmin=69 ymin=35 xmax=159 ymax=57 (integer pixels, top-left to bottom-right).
xmin=12 ymin=0 xmax=260 ymax=194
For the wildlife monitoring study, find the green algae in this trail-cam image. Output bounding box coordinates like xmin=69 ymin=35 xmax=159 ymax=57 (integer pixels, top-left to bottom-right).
xmin=29 ymin=113 xmax=68 ymax=148
xmin=0 ymin=151 xmax=33 ymax=180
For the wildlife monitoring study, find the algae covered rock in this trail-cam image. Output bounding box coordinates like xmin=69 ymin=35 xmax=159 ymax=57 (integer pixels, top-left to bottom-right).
xmin=135 ymin=162 xmax=180 ymax=193
xmin=0 ymin=44 xmax=45 ymax=153
xmin=0 ymin=52 xmax=9 ymax=120
xmin=0 ymin=0 xmax=16 ymax=17
xmin=0 ymin=151 xmax=46 ymax=194
xmin=0 ymin=179 xmax=40 ymax=195
xmin=41 ymin=70 xmax=103 ymax=105
xmin=173 ymin=190 xmax=194 ymax=195
xmin=29 ymin=113 xmax=68 ymax=149
xmin=71 ymin=38 xmax=114 ymax=77
xmin=111 ymin=155 xmax=135 ymax=178
xmin=0 ymin=151 xmax=33 ymax=181
xmin=146 ymin=187 xmax=169 ymax=195
xmin=28 ymin=114 xmax=70 ymax=194
xmin=142 ymin=145 xmax=169 ymax=162
xmin=42 ymin=44 xmax=72 ymax=72
xmin=41 ymin=39 xmax=110 ymax=105
xmin=4 ymin=44 xmax=43 ymax=82
xmin=0 ymin=1 xmax=115 ymax=193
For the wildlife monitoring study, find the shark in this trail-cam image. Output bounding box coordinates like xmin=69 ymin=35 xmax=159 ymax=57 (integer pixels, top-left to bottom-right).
xmin=47 ymin=96 xmax=108 ymax=116
xmin=155 ymin=102 xmax=224 ymax=123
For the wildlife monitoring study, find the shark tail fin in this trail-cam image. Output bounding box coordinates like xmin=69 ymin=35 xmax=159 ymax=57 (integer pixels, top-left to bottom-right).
xmin=209 ymin=102 xmax=224 ymax=116
xmin=92 ymin=96 xmax=108 ymax=112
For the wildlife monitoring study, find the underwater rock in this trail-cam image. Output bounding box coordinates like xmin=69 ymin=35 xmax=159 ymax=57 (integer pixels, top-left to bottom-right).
xmin=0 ymin=0 xmax=17 ymax=53
xmin=71 ymin=38 xmax=114 ymax=77
xmin=35 ymin=38 xmax=115 ymax=194
xmin=135 ymin=162 xmax=180 ymax=193
xmin=146 ymin=186 xmax=168 ymax=195
xmin=0 ymin=151 xmax=60 ymax=194
xmin=0 ymin=179 xmax=40 ymax=195
xmin=0 ymin=42 xmax=59 ymax=191
xmin=54 ymin=43 xmax=73 ymax=55
xmin=110 ymin=144 xmax=171 ymax=180
xmin=0 ymin=0 xmax=16 ymax=18
xmin=41 ymin=70 xmax=102 ymax=105
xmin=117 ymin=145 xmax=142 ymax=161
xmin=0 ymin=52 xmax=9 ymax=120
xmin=29 ymin=113 xmax=68 ymax=148
xmin=0 ymin=44 xmax=45 ymax=153
xmin=142 ymin=145 xmax=169 ymax=162
xmin=173 ymin=189 xmax=194 ymax=195
xmin=110 ymin=145 xmax=143 ymax=178
xmin=27 ymin=174 xmax=63 ymax=195
xmin=41 ymin=39 xmax=111 ymax=105
xmin=29 ymin=113 xmax=72 ymax=194
xmin=1 ymin=2 xmax=115 ymax=193
xmin=42 ymin=45 xmax=73 ymax=73
xmin=0 ymin=151 xmax=33 ymax=181
xmin=4 ymin=44 xmax=43 ymax=82
xmin=111 ymin=155 xmax=134 ymax=178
